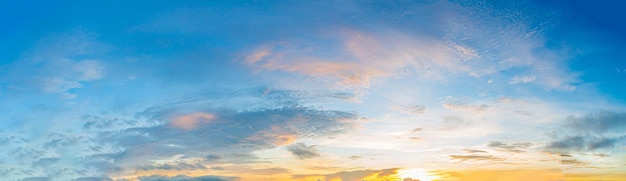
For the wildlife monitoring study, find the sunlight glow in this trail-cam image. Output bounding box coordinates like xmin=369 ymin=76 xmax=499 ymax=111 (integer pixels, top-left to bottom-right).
xmin=397 ymin=168 xmax=439 ymax=181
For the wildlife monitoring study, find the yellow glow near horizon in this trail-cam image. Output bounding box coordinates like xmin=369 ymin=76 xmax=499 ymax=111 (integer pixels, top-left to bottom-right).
xmin=397 ymin=168 xmax=439 ymax=181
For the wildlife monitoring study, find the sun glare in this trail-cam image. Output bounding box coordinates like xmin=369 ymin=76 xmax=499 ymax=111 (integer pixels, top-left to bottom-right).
xmin=397 ymin=168 xmax=438 ymax=181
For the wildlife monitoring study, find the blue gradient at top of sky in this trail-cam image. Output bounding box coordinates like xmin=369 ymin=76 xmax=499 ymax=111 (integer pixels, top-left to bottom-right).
xmin=2 ymin=0 xmax=624 ymax=101
xmin=535 ymin=0 xmax=626 ymax=101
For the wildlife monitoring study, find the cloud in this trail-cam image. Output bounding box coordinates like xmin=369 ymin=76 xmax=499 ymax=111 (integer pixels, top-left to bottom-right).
xmin=546 ymin=136 xmax=624 ymax=151
xmin=487 ymin=141 xmax=532 ymax=153
xmin=218 ymin=166 xmax=289 ymax=176
xmin=462 ymin=149 xmax=487 ymax=153
xmin=293 ymin=168 xmax=400 ymax=181
xmin=35 ymin=59 xmax=105 ymax=98
xmin=169 ymin=113 xmax=215 ymax=130
xmin=2 ymin=30 xmax=108 ymax=98
xmin=449 ymin=155 xmax=504 ymax=162
xmin=205 ymin=154 xmax=222 ymax=161
xmin=241 ymin=27 xmax=494 ymax=91
xmin=234 ymin=0 xmax=579 ymax=93
xmin=0 ymin=86 xmax=360 ymax=180
xmin=441 ymin=115 xmax=471 ymax=130
xmin=560 ymin=159 xmax=589 ymax=166
xmin=508 ymin=75 xmax=536 ymax=84
xmin=399 ymin=104 xmax=426 ymax=115
xmin=564 ymin=111 xmax=626 ymax=134
xmin=138 ymin=175 xmax=237 ymax=181
xmin=286 ymin=142 xmax=321 ymax=159
xmin=110 ymin=106 xmax=354 ymax=160
xmin=137 ymin=160 xmax=207 ymax=171
xmin=94 ymin=87 xmax=359 ymax=175
xmin=545 ymin=111 xmax=626 ymax=153
xmin=441 ymin=101 xmax=488 ymax=114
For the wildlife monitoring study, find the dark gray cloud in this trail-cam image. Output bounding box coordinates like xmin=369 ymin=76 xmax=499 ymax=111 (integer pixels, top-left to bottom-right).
xmin=137 ymin=161 xmax=207 ymax=171
xmin=138 ymin=175 xmax=237 ymax=181
xmin=487 ymin=141 xmax=532 ymax=153
xmin=205 ymin=154 xmax=222 ymax=161
xmin=546 ymin=136 xmax=624 ymax=152
xmin=545 ymin=111 xmax=626 ymax=153
xmin=564 ymin=111 xmax=626 ymax=134
xmin=286 ymin=142 xmax=321 ymax=159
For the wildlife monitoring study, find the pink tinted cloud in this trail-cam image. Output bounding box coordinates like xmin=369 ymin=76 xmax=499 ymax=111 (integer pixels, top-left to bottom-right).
xmin=170 ymin=112 xmax=215 ymax=130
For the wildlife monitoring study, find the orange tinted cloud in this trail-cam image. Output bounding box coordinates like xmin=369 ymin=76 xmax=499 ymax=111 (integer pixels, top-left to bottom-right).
xmin=170 ymin=112 xmax=215 ymax=130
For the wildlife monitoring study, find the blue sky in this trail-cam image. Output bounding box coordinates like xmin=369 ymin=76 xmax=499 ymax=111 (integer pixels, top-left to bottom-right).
xmin=1 ymin=1 xmax=626 ymax=181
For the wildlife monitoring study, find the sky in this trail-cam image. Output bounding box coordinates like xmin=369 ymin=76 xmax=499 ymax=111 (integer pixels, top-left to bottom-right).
xmin=1 ymin=0 xmax=626 ymax=181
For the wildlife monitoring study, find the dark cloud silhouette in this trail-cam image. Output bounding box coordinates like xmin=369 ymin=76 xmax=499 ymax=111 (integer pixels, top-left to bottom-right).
xmin=286 ymin=142 xmax=321 ymax=159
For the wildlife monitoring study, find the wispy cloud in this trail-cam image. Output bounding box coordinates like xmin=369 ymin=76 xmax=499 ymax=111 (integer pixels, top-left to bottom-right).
xmin=509 ymin=75 xmax=537 ymax=84
xmin=2 ymin=30 xmax=108 ymax=98
xmin=449 ymin=155 xmax=504 ymax=162
xmin=487 ymin=141 xmax=533 ymax=153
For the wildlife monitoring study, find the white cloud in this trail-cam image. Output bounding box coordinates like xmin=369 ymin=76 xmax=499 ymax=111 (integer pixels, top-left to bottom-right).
xmin=3 ymin=30 xmax=107 ymax=98
xmin=509 ymin=75 xmax=537 ymax=84
xmin=73 ymin=60 xmax=105 ymax=81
